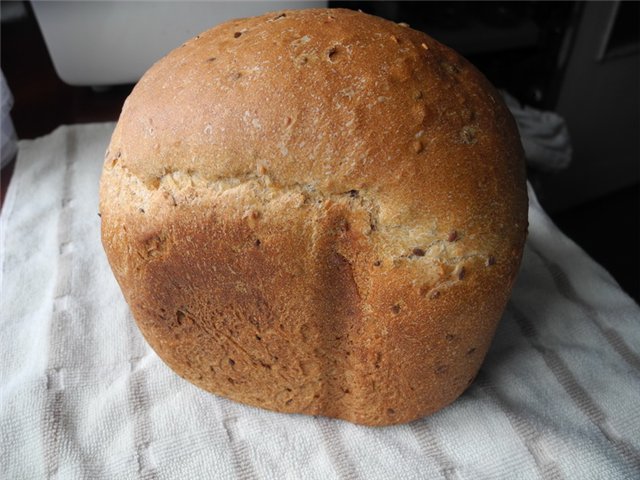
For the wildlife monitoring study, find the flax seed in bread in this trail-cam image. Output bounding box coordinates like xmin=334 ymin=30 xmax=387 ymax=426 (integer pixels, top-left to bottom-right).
xmin=99 ymin=8 xmax=528 ymax=426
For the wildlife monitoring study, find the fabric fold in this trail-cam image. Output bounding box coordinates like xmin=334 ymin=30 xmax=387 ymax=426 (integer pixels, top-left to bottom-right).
xmin=1 ymin=124 xmax=638 ymax=479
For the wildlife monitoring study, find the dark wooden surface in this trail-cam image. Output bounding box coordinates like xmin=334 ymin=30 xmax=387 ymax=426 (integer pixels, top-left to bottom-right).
xmin=1 ymin=2 xmax=637 ymax=303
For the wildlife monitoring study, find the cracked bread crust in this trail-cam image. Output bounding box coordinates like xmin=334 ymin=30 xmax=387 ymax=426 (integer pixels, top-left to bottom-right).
xmin=99 ymin=8 xmax=528 ymax=426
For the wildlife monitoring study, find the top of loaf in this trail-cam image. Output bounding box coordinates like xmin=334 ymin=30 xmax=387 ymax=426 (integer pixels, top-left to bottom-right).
xmin=107 ymin=7 xmax=526 ymax=251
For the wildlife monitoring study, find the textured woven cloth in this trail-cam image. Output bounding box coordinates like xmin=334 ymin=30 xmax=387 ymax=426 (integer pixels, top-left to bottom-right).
xmin=1 ymin=123 xmax=639 ymax=479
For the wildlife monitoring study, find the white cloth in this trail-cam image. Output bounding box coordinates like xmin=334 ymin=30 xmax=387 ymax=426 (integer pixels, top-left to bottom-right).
xmin=502 ymin=91 xmax=573 ymax=172
xmin=0 ymin=71 xmax=18 ymax=169
xmin=1 ymin=123 xmax=639 ymax=479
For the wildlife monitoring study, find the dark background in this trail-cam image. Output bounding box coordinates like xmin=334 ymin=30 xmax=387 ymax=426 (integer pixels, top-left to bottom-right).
xmin=1 ymin=1 xmax=638 ymax=302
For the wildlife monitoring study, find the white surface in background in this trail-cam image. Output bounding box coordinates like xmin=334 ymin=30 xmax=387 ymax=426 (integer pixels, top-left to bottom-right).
xmin=31 ymin=1 xmax=326 ymax=86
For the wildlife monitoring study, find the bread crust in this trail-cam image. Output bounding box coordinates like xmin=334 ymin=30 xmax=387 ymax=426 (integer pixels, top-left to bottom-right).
xmin=100 ymin=8 xmax=527 ymax=426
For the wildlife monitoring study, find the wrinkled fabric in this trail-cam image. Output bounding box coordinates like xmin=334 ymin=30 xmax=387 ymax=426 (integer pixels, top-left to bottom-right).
xmin=503 ymin=91 xmax=572 ymax=173
xmin=1 ymin=124 xmax=638 ymax=479
xmin=0 ymin=70 xmax=18 ymax=169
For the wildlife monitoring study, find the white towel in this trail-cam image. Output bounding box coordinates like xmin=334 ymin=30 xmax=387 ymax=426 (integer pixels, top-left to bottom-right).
xmin=0 ymin=70 xmax=18 ymax=169
xmin=1 ymin=123 xmax=639 ymax=479
xmin=502 ymin=91 xmax=573 ymax=173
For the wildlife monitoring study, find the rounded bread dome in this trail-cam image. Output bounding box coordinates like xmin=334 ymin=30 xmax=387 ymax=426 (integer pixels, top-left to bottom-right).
xmin=100 ymin=8 xmax=528 ymax=426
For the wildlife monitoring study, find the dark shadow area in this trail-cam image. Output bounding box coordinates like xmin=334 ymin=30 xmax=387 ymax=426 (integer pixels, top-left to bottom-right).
xmin=550 ymin=183 xmax=639 ymax=304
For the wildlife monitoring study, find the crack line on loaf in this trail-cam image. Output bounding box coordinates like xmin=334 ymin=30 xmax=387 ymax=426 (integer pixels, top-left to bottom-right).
xmin=107 ymin=162 xmax=489 ymax=298
xmin=114 ymin=161 xmax=370 ymax=197
xmin=109 ymin=161 xmax=385 ymax=233
xmin=107 ymin=163 xmax=477 ymax=260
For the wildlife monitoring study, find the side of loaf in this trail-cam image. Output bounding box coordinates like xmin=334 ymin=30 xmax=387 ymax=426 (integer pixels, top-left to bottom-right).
xmin=99 ymin=8 xmax=528 ymax=426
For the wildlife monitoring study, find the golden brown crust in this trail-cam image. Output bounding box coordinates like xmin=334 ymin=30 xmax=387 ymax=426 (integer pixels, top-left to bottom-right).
xmin=99 ymin=8 xmax=527 ymax=426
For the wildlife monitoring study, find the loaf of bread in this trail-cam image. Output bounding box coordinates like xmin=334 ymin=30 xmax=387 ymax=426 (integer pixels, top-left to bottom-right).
xmin=100 ymin=8 xmax=527 ymax=426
